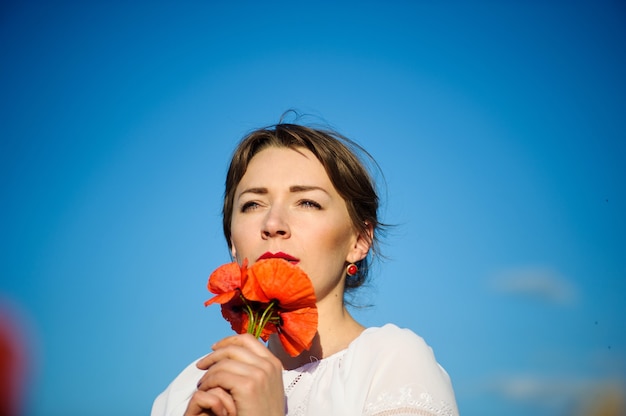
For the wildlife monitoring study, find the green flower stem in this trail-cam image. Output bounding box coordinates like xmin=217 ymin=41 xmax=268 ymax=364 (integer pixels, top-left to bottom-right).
xmin=241 ymin=296 xmax=257 ymax=335
xmin=239 ymin=295 xmax=279 ymax=339
xmin=254 ymin=300 xmax=278 ymax=338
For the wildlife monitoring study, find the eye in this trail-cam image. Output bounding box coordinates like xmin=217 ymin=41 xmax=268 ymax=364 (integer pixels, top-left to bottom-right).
xmin=241 ymin=201 xmax=261 ymax=212
xmin=298 ymin=199 xmax=322 ymax=209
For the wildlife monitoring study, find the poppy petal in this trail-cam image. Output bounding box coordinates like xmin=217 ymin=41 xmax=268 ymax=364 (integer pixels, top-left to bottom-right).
xmin=204 ymin=290 xmax=239 ymax=306
xmin=278 ymin=307 xmax=318 ymax=356
xmin=221 ymin=299 xmax=248 ymax=334
xmin=208 ymin=261 xmax=247 ymax=294
xmin=245 ymin=259 xmax=316 ymax=308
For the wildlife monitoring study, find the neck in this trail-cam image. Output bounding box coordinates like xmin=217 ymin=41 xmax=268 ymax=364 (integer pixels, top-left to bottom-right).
xmin=270 ymin=299 xmax=365 ymax=370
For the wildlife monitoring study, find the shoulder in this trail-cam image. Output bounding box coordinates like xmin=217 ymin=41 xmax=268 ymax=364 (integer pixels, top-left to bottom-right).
xmin=151 ymin=357 xmax=206 ymax=416
xmin=358 ymin=323 xmax=431 ymax=349
xmin=354 ymin=323 xmax=438 ymax=364
xmin=348 ymin=324 xmax=459 ymax=416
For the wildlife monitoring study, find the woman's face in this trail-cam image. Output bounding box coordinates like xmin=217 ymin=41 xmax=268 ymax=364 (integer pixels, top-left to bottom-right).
xmin=229 ymin=146 xmax=369 ymax=304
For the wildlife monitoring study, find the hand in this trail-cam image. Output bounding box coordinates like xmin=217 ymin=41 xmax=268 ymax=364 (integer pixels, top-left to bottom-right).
xmin=193 ymin=334 xmax=285 ymax=416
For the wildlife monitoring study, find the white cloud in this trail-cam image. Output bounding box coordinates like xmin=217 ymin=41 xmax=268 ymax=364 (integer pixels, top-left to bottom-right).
xmin=483 ymin=373 xmax=626 ymax=415
xmin=491 ymin=266 xmax=578 ymax=305
xmin=489 ymin=374 xmax=588 ymax=401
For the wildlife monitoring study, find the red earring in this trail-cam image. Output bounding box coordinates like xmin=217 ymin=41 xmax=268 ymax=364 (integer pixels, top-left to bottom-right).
xmin=346 ymin=263 xmax=358 ymax=277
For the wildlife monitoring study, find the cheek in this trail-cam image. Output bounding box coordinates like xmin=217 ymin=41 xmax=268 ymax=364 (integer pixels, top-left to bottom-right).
xmin=229 ymin=219 xmax=252 ymax=258
xmin=230 ymin=211 xmax=253 ymax=238
xmin=313 ymin=218 xmax=356 ymax=254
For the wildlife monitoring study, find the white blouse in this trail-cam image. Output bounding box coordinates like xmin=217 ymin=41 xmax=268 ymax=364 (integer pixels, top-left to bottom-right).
xmin=152 ymin=324 xmax=458 ymax=416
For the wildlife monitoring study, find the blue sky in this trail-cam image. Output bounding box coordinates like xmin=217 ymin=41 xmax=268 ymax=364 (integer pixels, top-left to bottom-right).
xmin=1 ymin=1 xmax=625 ymax=415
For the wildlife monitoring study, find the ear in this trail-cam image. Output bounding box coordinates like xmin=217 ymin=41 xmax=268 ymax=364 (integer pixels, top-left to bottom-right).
xmin=230 ymin=239 xmax=237 ymax=260
xmin=346 ymin=222 xmax=374 ymax=264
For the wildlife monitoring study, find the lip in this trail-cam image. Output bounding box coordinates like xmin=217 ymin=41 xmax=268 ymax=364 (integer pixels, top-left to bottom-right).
xmin=257 ymin=251 xmax=300 ymax=264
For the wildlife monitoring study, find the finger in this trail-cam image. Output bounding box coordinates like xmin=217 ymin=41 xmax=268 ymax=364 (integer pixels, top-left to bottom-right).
xmin=197 ymin=335 xmax=274 ymax=370
xmin=205 ymin=388 xmax=236 ymax=416
xmin=213 ymin=333 xmax=269 ymax=355
xmin=200 ymin=369 xmax=277 ymax=399
xmin=202 ymin=344 xmax=276 ymax=369
xmin=196 ymin=354 xmax=274 ymax=391
xmin=195 ymin=352 xmax=213 ymax=370
xmin=184 ymin=388 xmax=236 ymax=416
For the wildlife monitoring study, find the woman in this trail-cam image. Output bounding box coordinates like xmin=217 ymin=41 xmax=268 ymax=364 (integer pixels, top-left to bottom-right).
xmin=152 ymin=121 xmax=458 ymax=416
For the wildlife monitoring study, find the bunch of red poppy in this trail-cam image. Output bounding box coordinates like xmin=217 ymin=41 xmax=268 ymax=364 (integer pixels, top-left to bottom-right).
xmin=204 ymin=258 xmax=318 ymax=357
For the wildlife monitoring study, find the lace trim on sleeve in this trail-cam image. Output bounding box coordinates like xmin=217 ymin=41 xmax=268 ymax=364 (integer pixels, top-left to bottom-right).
xmin=364 ymin=386 xmax=457 ymax=416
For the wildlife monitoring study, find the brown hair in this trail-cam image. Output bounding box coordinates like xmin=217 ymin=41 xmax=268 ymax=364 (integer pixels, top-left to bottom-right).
xmin=223 ymin=122 xmax=382 ymax=291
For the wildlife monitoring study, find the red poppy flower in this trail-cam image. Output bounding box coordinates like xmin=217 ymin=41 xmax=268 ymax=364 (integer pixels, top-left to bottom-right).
xmin=204 ymin=259 xmax=248 ymax=305
xmin=204 ymin=259 xmax=248 ymax=334
xmin=244 ymin=259 xmax=318 ymax=356
xmin=204 ymin=258 xmax=318 ymax=357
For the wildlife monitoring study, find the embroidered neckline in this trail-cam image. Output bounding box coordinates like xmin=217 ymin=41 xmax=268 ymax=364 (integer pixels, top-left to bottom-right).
xmin=283 ymin=355 xmax=326 ymax=396
xmin=282 ymin=326 xmax=376 ymax=373
xmin=282 ymin=355 xmax=326 ymax=415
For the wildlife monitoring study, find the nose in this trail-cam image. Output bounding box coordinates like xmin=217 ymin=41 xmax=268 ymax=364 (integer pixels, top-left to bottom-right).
xmin=262 ymin=206 xmax=290 ymax=239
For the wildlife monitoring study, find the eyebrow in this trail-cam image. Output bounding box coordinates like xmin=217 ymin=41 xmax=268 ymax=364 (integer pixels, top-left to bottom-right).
xmin=237 ymin=185 xmax=330 ymax=199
